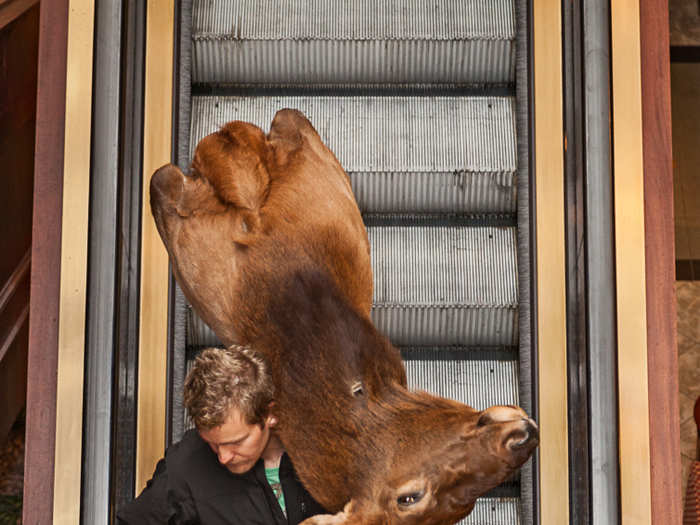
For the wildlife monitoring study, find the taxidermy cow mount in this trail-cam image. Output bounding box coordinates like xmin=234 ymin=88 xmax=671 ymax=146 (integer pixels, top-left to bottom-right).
xmin=150 ymin=109 xmax=538 ymax=525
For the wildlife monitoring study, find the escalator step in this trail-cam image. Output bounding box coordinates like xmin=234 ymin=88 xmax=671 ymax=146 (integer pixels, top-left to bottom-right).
xmin=403 ymin=348 xmax=518 ymax=409
xmin=185 ymin=223 xmax=517 ymax=348
xmin=191 ymin=96 xmax=517 ymax=213
xmin=463 ymin=498 xmax=520 ymax=525
xmin=192 ymin=0 xmax=515 ymax=85
xmin=183 ymin=347 xmax=519 ymax=418
xmin=369 ymin=224 xmax=518 ymax=346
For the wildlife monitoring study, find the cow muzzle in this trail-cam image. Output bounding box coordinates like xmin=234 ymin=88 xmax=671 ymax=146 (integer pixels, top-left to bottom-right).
xmin=151 ymin=163 xmax=186 ymax=216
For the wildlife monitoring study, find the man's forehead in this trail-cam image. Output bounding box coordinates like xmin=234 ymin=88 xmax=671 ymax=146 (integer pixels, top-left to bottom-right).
xmin=198 ymin=406 xmax=250 ymax=443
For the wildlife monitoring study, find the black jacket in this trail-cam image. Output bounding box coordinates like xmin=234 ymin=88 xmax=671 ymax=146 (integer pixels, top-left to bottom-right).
xmin=117 ymin=430 xmax=326 ymax=525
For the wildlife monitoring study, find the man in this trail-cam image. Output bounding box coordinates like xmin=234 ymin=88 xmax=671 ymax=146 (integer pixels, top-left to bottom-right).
xmin=117 ymin=346 xmax=326 ymax=524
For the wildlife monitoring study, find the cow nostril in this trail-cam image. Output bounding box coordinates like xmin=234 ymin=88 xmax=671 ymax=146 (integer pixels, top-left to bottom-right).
xmin=505 ymin=420 xmax=539 ymax=450
xmin=505 ymin=429 xmax=528 ymax=449
xmin=477 ymin=414 xmax=492 ymax=427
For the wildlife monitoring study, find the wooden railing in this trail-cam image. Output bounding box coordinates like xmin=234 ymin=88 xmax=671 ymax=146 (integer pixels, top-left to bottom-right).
xmin=0 ymin=250 xmax=31 ymax=442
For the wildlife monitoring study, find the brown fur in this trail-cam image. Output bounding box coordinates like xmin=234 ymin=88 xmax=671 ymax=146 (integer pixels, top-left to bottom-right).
xmin=150 ymin=109 xmax=538 ymax=524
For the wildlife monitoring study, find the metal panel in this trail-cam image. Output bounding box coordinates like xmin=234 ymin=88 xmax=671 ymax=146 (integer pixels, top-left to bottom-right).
xmin=562 ymin=0 xmax=590 ymax=521
xmin=192 ymin=0 xmax=515 ymax=84
xmin=583 ymin=2 xmax=621 ymax=524
xmin=168 ymin=0 xmax=193 ymax=447
xmin=403 ymin=348 xmax=519 ymax=409
xmin=112 ymin=0 xmax=146 ymax=513
xmin=514 ymin=0 xmax=535 ymax=522
xmin=191 ymin=96 xmax=517 ymax=213
xmin=82 ymin=1 xmax=121 ymax=523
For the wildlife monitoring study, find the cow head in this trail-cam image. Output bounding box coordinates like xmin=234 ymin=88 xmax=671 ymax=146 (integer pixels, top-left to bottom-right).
xmin=150 ymin=110 xmax=538 ymax=525
xmin=300 ymin=393 xmax=537 ymax=525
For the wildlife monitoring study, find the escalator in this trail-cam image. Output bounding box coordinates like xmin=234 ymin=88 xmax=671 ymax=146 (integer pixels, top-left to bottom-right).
xmin=173 ymin=1 xmax=533 ymax=523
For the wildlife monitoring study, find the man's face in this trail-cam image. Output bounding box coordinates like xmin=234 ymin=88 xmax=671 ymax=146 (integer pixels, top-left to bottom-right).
xmin=198 ymin=407 xmax=274 ymax=474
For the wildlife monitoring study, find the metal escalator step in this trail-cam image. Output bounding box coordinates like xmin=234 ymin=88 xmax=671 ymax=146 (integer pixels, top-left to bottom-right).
xmin=186 ymin=305 xmax=217 ymax=349
xmin=184 ymin=352 xmax=197 ymax=431
xmin=369 ymin=224 xmax=518 ymax=346
xmin=183 ymin=347 xmax=519 ymax=419
xmin=185 ymin=223 xmax=518 ymax=348
xmin=402 ymin=348 xmax=518 ymax=409
xmin=191 ymin=96 xmax=517 ymax=213
xmin=185 ymin=222 xmax=517 ymax=347
xmin=462 ymin=498 xmax=520 ymax=525
xmin=184 ymin=349 xmax=520 ymax=525
xmin=192 ymin=0 xmax=515 ymax=85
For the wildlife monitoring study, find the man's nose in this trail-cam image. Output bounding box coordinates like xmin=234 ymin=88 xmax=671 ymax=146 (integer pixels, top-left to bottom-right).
xmin=217 ymin=446 xmax=235 ymax=465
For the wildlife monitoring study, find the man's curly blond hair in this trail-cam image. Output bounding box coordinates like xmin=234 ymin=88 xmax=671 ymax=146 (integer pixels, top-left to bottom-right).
xmin=184 ymin=345 xmax=274 ymax=430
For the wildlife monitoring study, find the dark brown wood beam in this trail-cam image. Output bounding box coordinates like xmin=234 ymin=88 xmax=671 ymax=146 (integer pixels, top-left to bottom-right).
xmin=23 ymin=1 xmax=69 ymax=522
xmin=640 ymin=0 xmax=683 ymax=523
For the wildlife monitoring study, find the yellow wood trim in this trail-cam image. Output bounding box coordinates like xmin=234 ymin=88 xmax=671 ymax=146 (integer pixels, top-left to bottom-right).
xmin=611 ymin=1 xmax=652 ymax=523
xmin=136 ymin=0 xmax=175 ymax=494
xmin=533 ymin=1 xmax=569 ymax=523
xmin=53 ymin=0 xmax=95 ymax=521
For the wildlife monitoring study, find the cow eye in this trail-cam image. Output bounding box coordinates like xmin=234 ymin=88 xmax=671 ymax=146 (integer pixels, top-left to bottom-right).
xmin=397 ymin=492 xmax=424 ymax=507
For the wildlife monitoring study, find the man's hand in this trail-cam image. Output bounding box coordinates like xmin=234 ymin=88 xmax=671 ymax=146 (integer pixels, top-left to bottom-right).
xmin=300 ymin=502 xmax=356 ymax=525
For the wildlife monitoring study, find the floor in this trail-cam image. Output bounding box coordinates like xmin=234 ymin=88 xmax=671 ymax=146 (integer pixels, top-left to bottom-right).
xmin=678 ymin=282 xmax=700 ymax=499
xmin=0 ymin=415 xmax=23 ymax=524
xmin=670 ymin=0 xmax=700 ymax=47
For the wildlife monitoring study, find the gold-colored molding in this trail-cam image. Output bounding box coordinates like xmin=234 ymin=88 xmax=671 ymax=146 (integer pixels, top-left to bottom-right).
xmin=135 ymin=0 xmax=175 ymax=494
xmin=53 ymin=0 xmax=95 ymax=521
xmin=611 ymin=0 xmax=652 ymax=523
xmin=533 ymin=1 xmax=569 ymax=524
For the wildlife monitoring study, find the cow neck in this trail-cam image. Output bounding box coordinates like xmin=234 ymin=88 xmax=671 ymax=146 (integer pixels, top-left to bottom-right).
xmin=234 ymin=265 xmax=437 ymax=511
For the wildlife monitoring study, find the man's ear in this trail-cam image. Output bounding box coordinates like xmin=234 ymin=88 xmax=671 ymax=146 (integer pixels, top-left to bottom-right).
xmin=266 ymin=401 xmax=278 ymax=427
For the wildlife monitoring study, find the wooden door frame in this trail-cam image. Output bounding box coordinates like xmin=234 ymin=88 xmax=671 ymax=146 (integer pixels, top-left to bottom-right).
xmin=640 ymin=0 xmax=682 ymax=523
xmin=23 ymin=0 xmax=69 ymax=522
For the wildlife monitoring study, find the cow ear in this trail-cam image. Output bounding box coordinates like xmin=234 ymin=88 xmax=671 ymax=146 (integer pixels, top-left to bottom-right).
xmin=268 ymin=108 xmax=333 ymax=166
xmin=269 ymin=108 xmax=311 ymax=146
xmin=193 ymin=121 xmax=270 ymax=218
